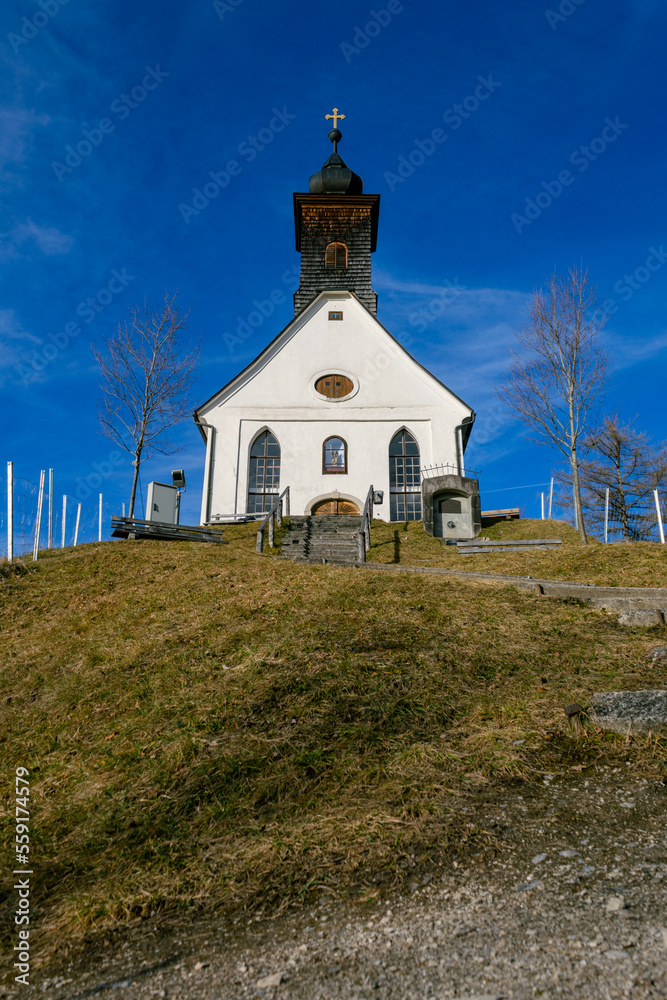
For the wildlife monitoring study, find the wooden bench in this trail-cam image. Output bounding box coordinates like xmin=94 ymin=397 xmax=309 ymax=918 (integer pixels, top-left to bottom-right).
xmin=110 ymin=516 xmax=228 ymax=544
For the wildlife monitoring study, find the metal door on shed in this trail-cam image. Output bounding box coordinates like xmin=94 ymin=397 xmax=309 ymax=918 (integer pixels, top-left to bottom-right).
xmin=433 ymin=495 xmax=463 ymax=538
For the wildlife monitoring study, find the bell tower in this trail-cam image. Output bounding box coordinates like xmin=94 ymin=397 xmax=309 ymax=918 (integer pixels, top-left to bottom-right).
xmin=293 ymin=109 xmax=380 ymax=317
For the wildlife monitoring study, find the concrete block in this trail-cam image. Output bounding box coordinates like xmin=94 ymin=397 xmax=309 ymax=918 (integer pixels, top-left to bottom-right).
xmin=589 ymin=690 xmax=667 ymax=734
xmin=617 ymin=609 xmax=665 ymax=627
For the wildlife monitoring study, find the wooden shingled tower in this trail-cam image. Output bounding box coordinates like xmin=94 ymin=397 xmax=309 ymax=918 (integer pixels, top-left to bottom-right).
xmin=293 ymin=109 xmax=380 ymax=317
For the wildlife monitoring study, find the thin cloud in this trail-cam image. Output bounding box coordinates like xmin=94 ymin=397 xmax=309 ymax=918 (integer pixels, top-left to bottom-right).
xmin=0 ymin=106 xmax=51 ymax=175
xmin=12 ymin=219 xmax=74 ymax=255
xmin=0 ymin=309 xmax=42 ymax=387
xmin=606 ymin=329 xmax=667 ymax=368
xmin=0 ymin=309 xmax=40 ymax=344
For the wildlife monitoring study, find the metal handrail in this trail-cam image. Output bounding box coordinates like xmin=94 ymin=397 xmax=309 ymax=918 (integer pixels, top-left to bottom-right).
xmin=420 ymin=463 xmax=481 ymax=480
xmin=357 ymin=484 xmax=374 ymax=563
xmin=256 ymin=486 xmax=290 ymax=553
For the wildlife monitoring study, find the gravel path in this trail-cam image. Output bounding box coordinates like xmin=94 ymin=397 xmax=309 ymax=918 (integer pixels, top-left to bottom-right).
xmin=29 ymin=771 xmax=667 ymax=1000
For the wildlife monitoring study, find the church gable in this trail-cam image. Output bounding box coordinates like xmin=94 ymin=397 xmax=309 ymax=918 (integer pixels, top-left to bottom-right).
xmin=197 ymin=291 xmax=470 ymax=419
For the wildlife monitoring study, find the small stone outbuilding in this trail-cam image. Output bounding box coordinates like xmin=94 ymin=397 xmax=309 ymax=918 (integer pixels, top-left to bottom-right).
xmin=422 ymin=474 xmax=481 ymax=541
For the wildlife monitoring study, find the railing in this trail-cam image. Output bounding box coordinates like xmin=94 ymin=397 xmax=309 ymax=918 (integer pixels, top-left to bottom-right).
xmin=256 ymin=487 xmax=290 ymax=553
xmin=420 ymin=463 xmax=481 ymax=480
xmin=357 ymin=484 xmax=374 ymax=563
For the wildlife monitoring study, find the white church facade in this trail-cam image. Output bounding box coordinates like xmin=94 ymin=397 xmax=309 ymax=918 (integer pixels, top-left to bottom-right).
xmin=194 ymin=113 xmax=478 ymax=531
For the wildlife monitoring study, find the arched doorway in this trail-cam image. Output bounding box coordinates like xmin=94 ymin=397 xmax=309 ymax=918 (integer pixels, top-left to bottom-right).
xmin=312 ymin=498 xmax=360 ymax=515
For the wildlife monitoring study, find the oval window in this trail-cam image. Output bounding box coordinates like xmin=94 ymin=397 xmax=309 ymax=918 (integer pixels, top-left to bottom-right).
xmin=315 ymin=374 xmax=353 ymax=399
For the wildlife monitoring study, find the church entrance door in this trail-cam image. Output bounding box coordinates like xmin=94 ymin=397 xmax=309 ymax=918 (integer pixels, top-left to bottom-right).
xmin=312 ymin=498 xmax=360 ymax=515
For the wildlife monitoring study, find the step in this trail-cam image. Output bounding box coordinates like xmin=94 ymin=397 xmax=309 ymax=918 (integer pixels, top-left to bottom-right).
xmin=457 ymin=538 xmax=562 ymax=549
xmin=288 ymin=530 xmax=360 ymax=536
xmin=293 ymin=556 xmax=359 ymax=565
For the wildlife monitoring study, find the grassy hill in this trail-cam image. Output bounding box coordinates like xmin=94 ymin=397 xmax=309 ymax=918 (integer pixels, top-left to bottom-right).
xmin=368 ymin=518 xmax=667 ymax=587
xmin=1 ymin=523 xmax=665 ymax=965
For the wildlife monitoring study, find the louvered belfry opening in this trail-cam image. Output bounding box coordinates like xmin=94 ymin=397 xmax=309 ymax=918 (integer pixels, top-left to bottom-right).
xmin=324 ymin=241 xmax=348 ymax=269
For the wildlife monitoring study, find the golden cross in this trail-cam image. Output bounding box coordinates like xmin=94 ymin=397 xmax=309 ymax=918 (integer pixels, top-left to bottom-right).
xmin=325 ymin=107 xmax=345 ymax=129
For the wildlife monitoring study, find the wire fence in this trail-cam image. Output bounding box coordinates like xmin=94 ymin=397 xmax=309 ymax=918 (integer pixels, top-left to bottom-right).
xmin=533 ymin=482 xmax=666 ymax=543
xmin=3 ymin=464 xmax=665 ymax=559
xmin=1 ymin=464 xmax=123 ymax=561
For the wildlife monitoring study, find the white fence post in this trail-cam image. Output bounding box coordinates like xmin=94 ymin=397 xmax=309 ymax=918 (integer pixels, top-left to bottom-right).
xmin=98 ymin=493 xmax=103 ymax=542
xmin=655 ymin=489 xmax=665 ymax=544
xmin=32 ymin=470 xmax=46 ymax=562
xmin=6 ymin=460 xmax=13 ymax=564
xmin=74 ymin=503 xmax=82 ymax=547
xmin=604 ymin=487 xmax=610 ymax=544
xmin=61 ymin=495 xmax=67 ymax=549
xmin=548 ymin=477 xmax=554 ymax=520
xmin=47 ymin=468 xmax=54 ymax=549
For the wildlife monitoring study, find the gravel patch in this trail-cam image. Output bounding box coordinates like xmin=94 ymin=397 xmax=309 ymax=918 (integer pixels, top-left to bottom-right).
xmin=13 ymin=771 xmax=667 ymax=1000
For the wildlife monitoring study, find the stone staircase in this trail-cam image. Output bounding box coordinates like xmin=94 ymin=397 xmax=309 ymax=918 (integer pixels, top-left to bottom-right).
xmin=281 ymin=515 xmax=361 ymax=565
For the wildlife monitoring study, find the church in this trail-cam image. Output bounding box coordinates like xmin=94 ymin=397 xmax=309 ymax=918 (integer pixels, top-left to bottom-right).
xmin=194 ymin=110 xmax=480 ymax=539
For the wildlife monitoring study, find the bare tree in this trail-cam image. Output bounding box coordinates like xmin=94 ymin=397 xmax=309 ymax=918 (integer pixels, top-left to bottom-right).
xmin=495 ymin=267 xmax=611 ymax=544
xmin=93 ymin=293 xmax=200 ymax=517
xmin=557 ymin=416 xmax=667 ymax=541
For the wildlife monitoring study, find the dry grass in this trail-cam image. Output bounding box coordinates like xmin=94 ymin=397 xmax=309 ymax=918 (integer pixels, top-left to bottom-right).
xmin=0 ymin=525 xmax=665 ymax=964
xmin=368 ymin=517 xmax=667 ymax=587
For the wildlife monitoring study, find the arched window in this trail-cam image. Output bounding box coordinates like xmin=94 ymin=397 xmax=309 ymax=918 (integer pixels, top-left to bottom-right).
xmin=247 ymin=430 xmax=280 ymax=513
xmin=389 ymin=429 xmax=421 ymax=521
xmin=323 ymin=436 xmax=347 ymax=474
xmin=324 ymin=242 xmax=348 ymax=269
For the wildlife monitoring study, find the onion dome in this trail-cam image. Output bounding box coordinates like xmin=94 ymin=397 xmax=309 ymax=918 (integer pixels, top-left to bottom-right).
xmin=308 ymin=111 xmax=363 ymax=195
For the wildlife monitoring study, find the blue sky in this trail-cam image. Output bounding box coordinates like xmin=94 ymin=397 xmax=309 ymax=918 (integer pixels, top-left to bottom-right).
xmin=1 ymin=0 xmax=666 ymax=536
